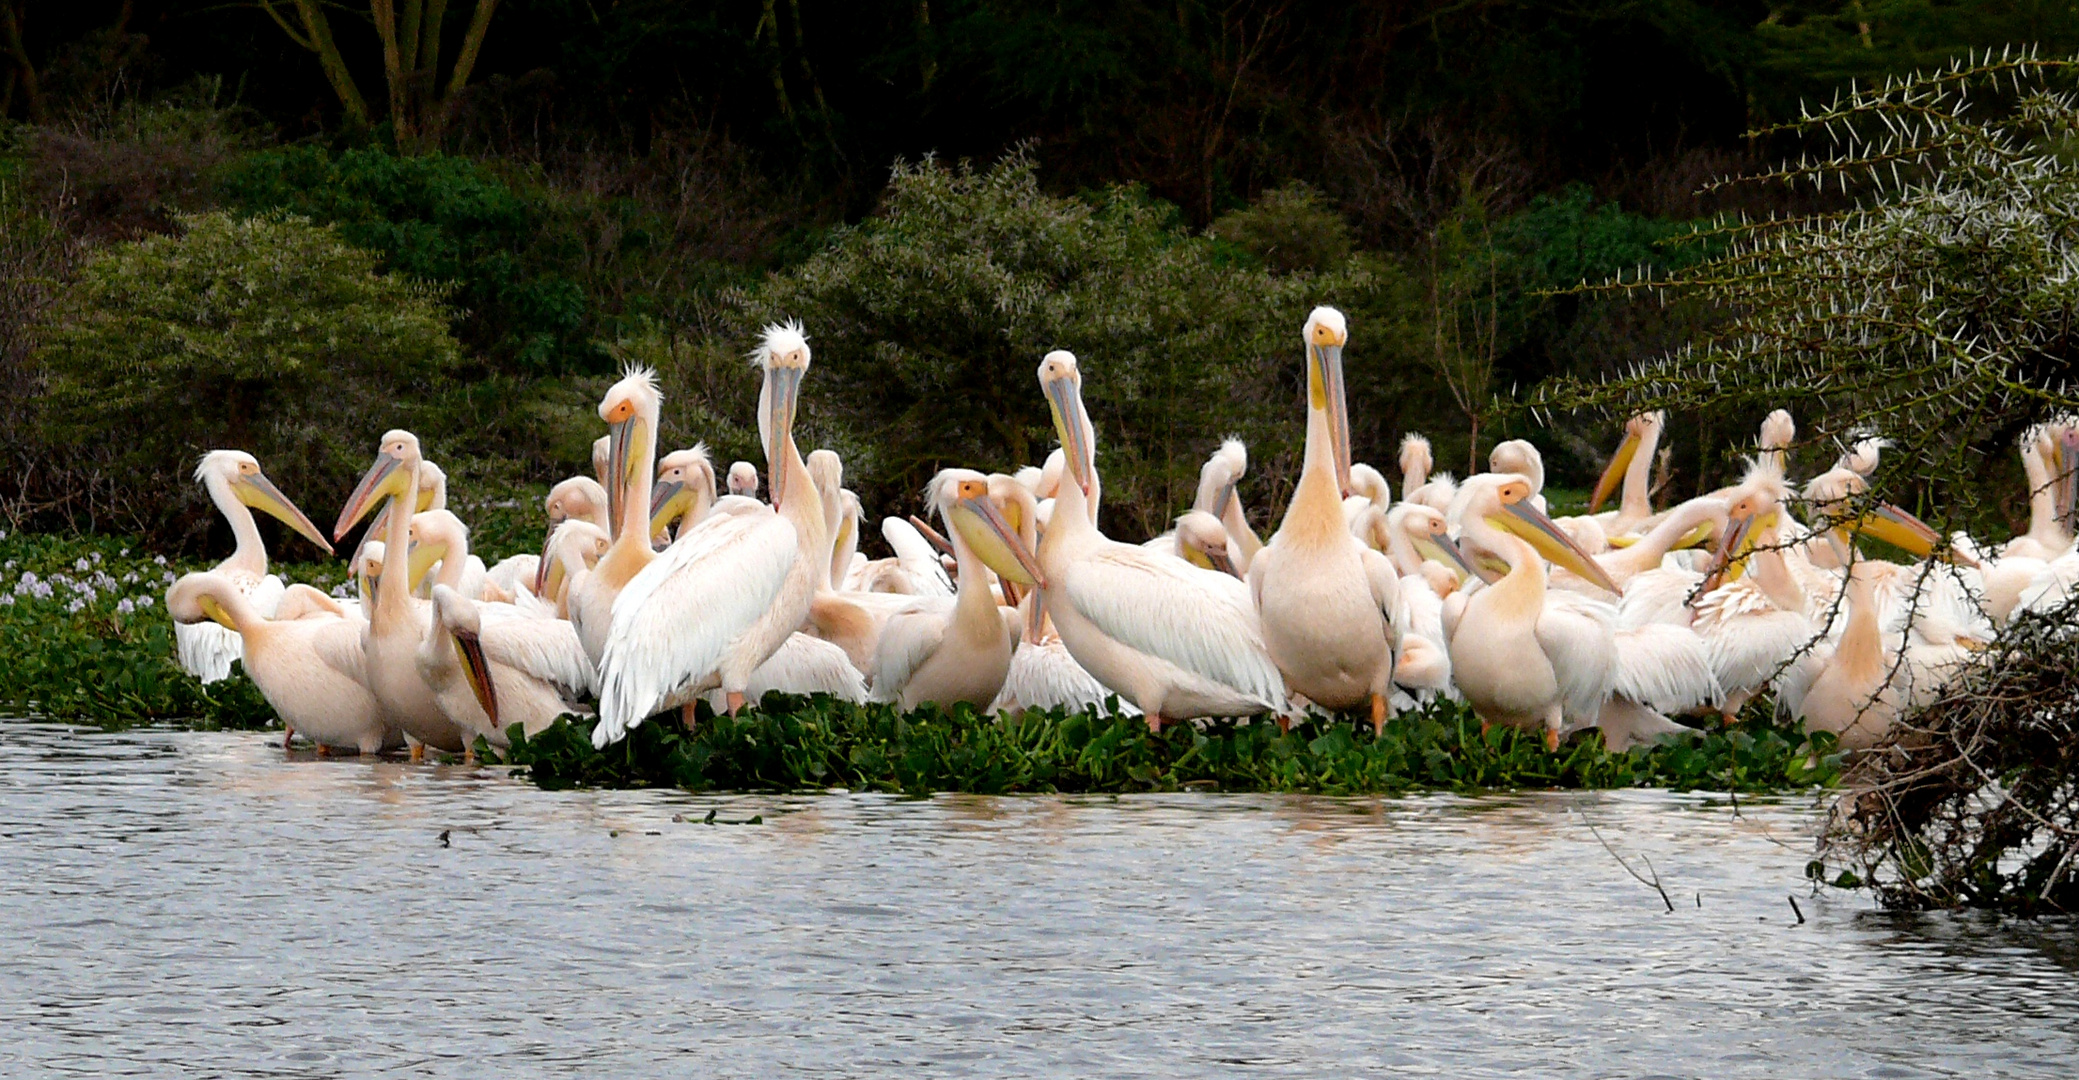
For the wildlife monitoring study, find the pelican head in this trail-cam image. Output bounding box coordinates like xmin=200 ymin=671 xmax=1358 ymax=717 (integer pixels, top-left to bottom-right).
xmin=546 ymin=476 xmax=609 ymax=528
xmin=335 ymin=430 xmax=422 ymax=540
xmin=650 ymin=445 xmax=716 ymax=541
xmin=1590 ymin=411 xmax=1662 ymax=512
xmin=1705 ymin=471 xmax=1787 ymax=590
xmin=1174 ymin=510 xmax=1239 ymax=577
xmin=1303 ymin=306 xmax=1352 ymax=495
xmin=1196 ymin=438 xmax=1248 ymax=519
xmin=1470 ymin=473 xmax=1619 ymax=594
xmin=1399 ymin=433 xmax=1433 ymax=495
xmin=1391 ymin=502 xmax=1476 ymax=580
xmin=358 ymin=540 xmax=385 ymax=601
xmin=1039 ymin=350 xmax=1094 ymax=497
xmin=1488 ymin=440 xmax=1545 ymax=494
xmin=167 ymin=571 xmax=242 ymax=631
xmin=539 ymin=519 xmax=610 ymax=604
xmin=1835 ymin=432 xmax=1889 ymax=478
xmin=1802 ymin=466 xmax=1968 ymax=566
xmin=753 ymin=322 xmax=811 ymax=509
xmin=416 ymin=462 xmax=448 ymax=511
xmin=728 ymin=461 xmax=760 ymax=498
xmin=194 ymin=450 xmax=332 ymax=554
xmin=600 ymin=367 xmax=662 ymax=536
xmin=936 ymin=468 xmax=1045 ymax=587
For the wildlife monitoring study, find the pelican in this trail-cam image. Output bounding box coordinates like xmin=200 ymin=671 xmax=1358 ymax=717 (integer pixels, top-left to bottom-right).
xmin=546 ymin=476 xmax=612 ymax=532
xmin=1249 ymin=307 xmax=1401 ymax=733
xmin=175 ymin=451 xmax=334 ymax=683
xmin=593 ymin=323 xmax=829 ymax=746
xmin=168 ymin=571 xmax=398 ymax=754
xmin=1777 ymin=554 xmax=1906 ymax=750
xmin=868 ymin=470 xmax=1038 ymax=710
xmin=1445 ymin=473 xmax=1713 ymax=750
xmin=567 ymin=369 xmax=665 ymax=667
xmin=1191 ymin=439 xmax=1263 ymax=572
xmin=968 ymin=350 xmax=1284 ymax=731
xmin=1399 ymin=433 xmax=1457 ymax=512
xmin=1833 ymin=433 xmax=1890 ymax=480
xmin=728 ymin=461 xmax=760 ymax=498
xmin=592 ymin=435 xmax=612 ymax=490
xmin=409 ymin=511 xmax=593 ymax=746
xmin=537 ymin=519 xmax=611 ymax=619
xmin=1588 ymin=411 xmax=1664 ymax=535
xmin=333 ymin=430 xmax=470 ymax=756
xmin=651 ymin=446 xmax=719 ymax=544
xmin=1355 ymin=502 xmax=1468 ymax=699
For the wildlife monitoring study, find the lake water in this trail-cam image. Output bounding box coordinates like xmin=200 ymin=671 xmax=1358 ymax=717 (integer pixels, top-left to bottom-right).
xmin=3 ymin=718 xmax=2074 ymax=1077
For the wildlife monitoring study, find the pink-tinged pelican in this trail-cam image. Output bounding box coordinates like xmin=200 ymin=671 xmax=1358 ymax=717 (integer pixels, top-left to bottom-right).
xmin=1777 ymin=555 xmax=1904 ymax=750
xmin=1399 ymin=433 xmax=1458 ymax=512
xmin=969 ymin=350 xmax=1284 ymax=732
xmin=567 ymin=368 xmax=665 ymax=667
xmin=592 ymin=323 xmax=830 ymax=747
xmin=728 ymin=461 xmax=760 ymax=499
xmin=537 ymin=519 xmax=611 ymax=619
xmin=547 ymin=475 xmax=612 ymax=532
xmin=175 ymin=451 xmax=334 ymax=684
xmin=651 ymin=446 xmax=719 ymax=544
xmin=1588 ymin=411 xmax=1665 ymax=535
xmin=1444 ymin=473 xmax=1625 ymax=749
xmin=1194 ymin=439 xmax=1263 ymax=572
xmin=1249 ymin=307 xmax=1402 ymax=733
xmin=168 ymin=571 xmax=398 ymax=755
xmin=409 ymin=511 xmax=593 ymax=747
xmin=333 ymin=430 xmax=469 ymax=755
xmin=869 ymin=470 xmax=1040 ymax=710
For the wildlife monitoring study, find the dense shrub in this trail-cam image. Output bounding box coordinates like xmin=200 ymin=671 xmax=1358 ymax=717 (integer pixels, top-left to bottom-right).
xmin=37 ymin=211 xmax=466 ymax=544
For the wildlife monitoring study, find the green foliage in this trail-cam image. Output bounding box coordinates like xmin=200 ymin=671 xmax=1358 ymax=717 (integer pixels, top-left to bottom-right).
xmin=730 ymin=155 xmax=1386 ymax=538
xmin=37 ymin=211 xmax=466 ymax=541
xmin=223 ymin=147 xmax=598 ymax=374
xmin=1210 ymin=182 xmax=1354 ymax=274
xmin=495 ymin=695 xmax=1840 ymax=797
xmin=0 ymin=532 xmax=293 ymax=729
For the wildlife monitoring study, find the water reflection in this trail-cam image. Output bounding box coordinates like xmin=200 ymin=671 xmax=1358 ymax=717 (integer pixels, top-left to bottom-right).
xmin=1 ymin=718 xmax=2073 ymax=1078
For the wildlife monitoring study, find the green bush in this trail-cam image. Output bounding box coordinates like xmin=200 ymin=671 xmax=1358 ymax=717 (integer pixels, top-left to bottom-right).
xmin=37 ymin=211 xmax=466 ymax=544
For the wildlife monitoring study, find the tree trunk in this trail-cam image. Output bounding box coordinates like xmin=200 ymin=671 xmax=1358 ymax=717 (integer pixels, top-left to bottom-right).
xmin=0 ymin=1 xmax=45 ymax=122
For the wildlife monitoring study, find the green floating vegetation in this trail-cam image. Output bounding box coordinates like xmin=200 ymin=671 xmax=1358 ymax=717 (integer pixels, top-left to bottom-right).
xmin=492 ymin=697 xmax=1842 ymax=798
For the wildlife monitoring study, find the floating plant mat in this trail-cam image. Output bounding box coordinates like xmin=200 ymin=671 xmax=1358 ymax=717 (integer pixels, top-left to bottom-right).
xmin=490 ymin=698 xmax=1842 ymax=797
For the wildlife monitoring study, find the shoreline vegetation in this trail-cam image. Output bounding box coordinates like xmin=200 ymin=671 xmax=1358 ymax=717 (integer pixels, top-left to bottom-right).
xmin=0 ymin=531 xmax=1842 ymax=798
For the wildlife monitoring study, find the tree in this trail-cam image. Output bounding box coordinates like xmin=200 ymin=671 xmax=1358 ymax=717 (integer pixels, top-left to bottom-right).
xmin=255 ymin=0 xmax=502 ymax=150
xmin=39 ymin=211 xmax=466 ymax=541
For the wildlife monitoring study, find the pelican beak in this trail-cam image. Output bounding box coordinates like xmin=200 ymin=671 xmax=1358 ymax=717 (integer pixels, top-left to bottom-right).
xmin=534 ymin=529 xmax=557 ymax=594
xmin=650 ymin=480 xmax=691 ymax=542
xmin=334 ymin=451 xmax=406 ymax=540
xmin=234 ymin=471 xmax=333 ymax=554
xmin=198 ymin=595 xmax=239 ymax=631
xmin=1203 ymin=546 xmax=1239 ymax=578
xmin=1590 ymin=427 xmax=1643 ymax=513
xmin=1854 ymin=503 xmax=1972 ymax=566
xmin=1044 ymin=375 xmax=1095 ymax=497
xmin=909 ymin=515 xmax=957 ymax=559
xmin=763 ymin=364 xmax=803 ymax=510
xmin=1494 ymin=499 xmax=1621 ymax=594
xmin=406 ymin=540 xmax=447 ymax=593
xmin=606 ymin=414 xmax=647 ymax=534
xmin=1309 ymin=341 xmax=1353 ymax=496
xmin=540 ymin=555 xmax=570 ymax=606
xmin=452 ymin=628 xmax=499 ymax=730
xmin=2058 ymin=430 xmax=2079 ymax=530
xmin=1417 ymin=533 xmax=1480 ymax=583
xmin=950 ymin=493 xmax=1046 ymax=588
xmin=1211 ymin=479 xmax=1237 ymax=522
xmin=1954 ymin=635 xmax=1989 ymax=653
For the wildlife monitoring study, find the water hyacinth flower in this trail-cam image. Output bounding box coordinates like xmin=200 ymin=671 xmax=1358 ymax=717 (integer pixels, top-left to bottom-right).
xmin=153 ymin=555 xmax=167 ymax=566
xmin=137 ymin=594 xmax=154 ymax=608
xmin=116 ymin=598 xmax=135 ymax=615
xmin=74 ymin=558 xmax=90 ymax=572
xmin=65 ymin=598 xmax=84 ymax=614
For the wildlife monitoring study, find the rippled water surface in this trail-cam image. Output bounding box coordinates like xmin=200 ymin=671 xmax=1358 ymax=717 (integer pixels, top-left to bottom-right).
xmin=4 ymin=719 xmax=2076 ymax=1077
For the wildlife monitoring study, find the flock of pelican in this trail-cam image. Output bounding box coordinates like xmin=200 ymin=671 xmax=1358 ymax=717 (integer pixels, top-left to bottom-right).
xmin=164 ymin=308 xmax=2074 ymax=762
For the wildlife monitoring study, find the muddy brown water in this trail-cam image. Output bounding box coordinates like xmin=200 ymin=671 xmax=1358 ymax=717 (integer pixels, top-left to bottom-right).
xmin=3 ymin=718 xmax=2075 ymax=1077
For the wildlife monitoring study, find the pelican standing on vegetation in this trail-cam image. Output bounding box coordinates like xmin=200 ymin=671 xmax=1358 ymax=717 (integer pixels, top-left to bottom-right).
xmin=334 ymin=430 xmax=470 ymax=756
xmin=567 ymin=369 xmax=665 ymax=667
xmin=1249 ymin=307 xmax=1402 ymax=733
xmin=593 ymin=323 xmax=830 ymax=746
xmin=969 ymin=350 xmax=1284 ymax=732
xmin=176 ymin=451 xmax=335 ymax=684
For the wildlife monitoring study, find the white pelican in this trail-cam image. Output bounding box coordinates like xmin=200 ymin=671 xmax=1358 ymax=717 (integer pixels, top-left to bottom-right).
xmin=537 ymin=519 xmax=611 ymax=619
xmin=1587 ymin=411 xmax=1665 ymax=535
xmin=1399 ymin=433 xmax=1457 ymax=512
xmin=176 ymin=451 xmax=334 ymax=684
xmin=728 ymin=461 xmax=760 ymax=498
xmin=1833 ymin=433 xmax=1890 ymax=480
xmin=1194 ymin=439 xmax=1263 ymax=572
xmin=168 ymin=571 xmax=398 ymax=754
xmin=547 ymin=476 xmax=612 ymax=532
xmin=1353 ymin=502 xmax=1467 ymax=700
xmin=1444 ymin=473 xmax=1714 ymax=750
xmin=1778 ymin=555 xmax=1905 ymax=750
xmin=869 ymin=470 xmax=1038 ymax=710
xmin=969 ymin=350 xmax=1284 ymax=731
xmin=651 ymin=446 xmax=719 ymax=544
xmin=408 ymin=511 xmax=593 ymax=746
xmin=1249 ymin=307 xmax=1401 ymax=733
xmin=332 ymin=430 xmax=470 ymax=755
xmin=592 ymin=435 xmax=612 ymax=490
xmin=567 ymin=369 xmax=665 ymax=667
xmin=1968 ymin=426 xmax=2076 ymax=619
xmin=592 ymin=323 xmax=830 ymax=746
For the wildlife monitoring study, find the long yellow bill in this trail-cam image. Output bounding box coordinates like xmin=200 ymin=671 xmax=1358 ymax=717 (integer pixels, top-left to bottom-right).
xmin=1494 ymin=499 xmax=1622 ymax=594
xmin=949 ymin=496 xmax=1046 ymax=588
xmin=453 ymin=629 xmax=500 ymax=730
xmin=1590 ymin=429 xmax=1642 ymax=514
xmin=1043 ymin=375 xmax=1094 ymax=498
xmin=1848 ymin=503 xmax=1973 ymax=566
xmin=335 ymin=452 xmax=406 ymax=541
xmin=235 ymin=472 xmax=333 ymax=554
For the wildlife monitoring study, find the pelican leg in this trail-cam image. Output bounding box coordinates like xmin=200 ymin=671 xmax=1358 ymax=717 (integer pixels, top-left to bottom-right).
xmin=281 ymin=726 xmax=295 ymax=750
xmin=408 ymin=736 xmax=425 ymax=763
xmin=1146 ymin=714 xmax=1164 ymax=735
xmin=315 ymin=743 xmax=331 ymax=758
xmin=1369 ymin=693 xmax=1388 ymax=737
xmin=1544 ymin=727 xmax=1562 ymax=752
xmin=726 ymin=691 xmax=746 ymax=716
xmin=1543 ymin=704 xmax=1564 ymax=752
xmin=1479 ymin=718 xmax=1492 ymax=739
xmin=1274 ymin=714 xmax=1290 ymax=734
xmin=464 ymin=744 xmax=478 ymax=765
xmin=681 ymin=703 xmax=699 ymax=732
xmin=1720 ymin=688 xmax=1753 ymax=726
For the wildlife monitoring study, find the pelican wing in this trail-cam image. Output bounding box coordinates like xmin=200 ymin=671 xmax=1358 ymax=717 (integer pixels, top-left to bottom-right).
xmin=174 ymin=621 xmax=241 ymax=683
xmin=485 ymin=553 xmax=541 ymax=597
xmin=753 ymin=633 xmax=868 ymax=702
xmin=882 ymin=517 xmax=953 ymax=597
xmin=1363 ymin=547 xmax=1403 ymax=659
xmin=1536 ymin=591 xmax=1620 ymax=725
xmin=1065 ymin=546 xmax=1286 ymax=708
xmin=251 ymin=573 xmax=288 ymax=616
xmin=868 ymin=597 xmax=956 ymax=703
xmin=305 ymin=616 xmax=372 ymax=683
xmin=480 ymin=605 xmax=595 ymax=700
xmin=594 ymin=510 xmax=798 ymax=747
xmin=1610 ymin=623 xmax=1720 ymax=713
